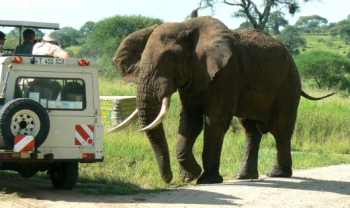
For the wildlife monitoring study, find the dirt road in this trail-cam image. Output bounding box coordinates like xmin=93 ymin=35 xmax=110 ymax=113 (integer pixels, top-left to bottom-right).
xmin=0 ymin=165 xmax=349 ymax=208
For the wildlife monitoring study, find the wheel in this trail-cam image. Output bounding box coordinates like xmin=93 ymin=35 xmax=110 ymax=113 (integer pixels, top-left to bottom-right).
xmin=0 ymin=98 xmax=50 ymax=149
xmin=49 ymin=162 xmax=79 ymax=190
xmin=18 ymin=168 xmax=39 ymax=178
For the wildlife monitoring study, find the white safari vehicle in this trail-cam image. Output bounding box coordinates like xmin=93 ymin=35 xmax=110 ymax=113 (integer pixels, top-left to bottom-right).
xmin=0 ymin=20 xmax=104 ymax=189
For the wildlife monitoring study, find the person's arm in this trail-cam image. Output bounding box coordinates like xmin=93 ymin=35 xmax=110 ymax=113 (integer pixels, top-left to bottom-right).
xmin=52 ymin=45 xmax=69 ymax=59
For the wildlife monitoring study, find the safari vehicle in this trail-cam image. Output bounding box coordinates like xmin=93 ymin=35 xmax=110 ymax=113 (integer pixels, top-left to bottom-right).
xmin=0 ymin=20 xmax=104 ymax=189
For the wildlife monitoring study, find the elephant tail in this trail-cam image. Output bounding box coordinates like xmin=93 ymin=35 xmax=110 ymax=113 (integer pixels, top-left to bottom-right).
xmin=301 ymin=90 xmax=336 ymax=101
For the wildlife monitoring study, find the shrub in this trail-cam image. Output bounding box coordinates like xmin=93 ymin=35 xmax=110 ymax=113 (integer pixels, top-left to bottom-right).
xmin=278 ymin=26 xmax=306 ymax=55
xmin=82 ymin=15 xmax=162 ymax=76
xmin=295 ymin=50 xmax=350 ymax=91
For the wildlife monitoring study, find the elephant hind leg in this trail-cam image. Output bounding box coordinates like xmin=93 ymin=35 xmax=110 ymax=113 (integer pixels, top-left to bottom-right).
xmin=269 ymin=110 xmax=297 ymax=178
xmin=237 ymin=119 xmax=263 ymax=179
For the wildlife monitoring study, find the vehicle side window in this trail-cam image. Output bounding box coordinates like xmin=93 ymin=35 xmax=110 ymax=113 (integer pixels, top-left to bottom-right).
xmin=15 ymin=77 xmax=86 ymax=110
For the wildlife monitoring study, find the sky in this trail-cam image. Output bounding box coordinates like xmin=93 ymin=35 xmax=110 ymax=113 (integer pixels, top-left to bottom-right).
xmin=0 ymin=0 xmax=349 ymax=30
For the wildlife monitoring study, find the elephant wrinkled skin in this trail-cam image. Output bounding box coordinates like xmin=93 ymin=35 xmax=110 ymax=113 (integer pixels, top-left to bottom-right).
xmin=112 ymin=16 xmax=334 ymax=184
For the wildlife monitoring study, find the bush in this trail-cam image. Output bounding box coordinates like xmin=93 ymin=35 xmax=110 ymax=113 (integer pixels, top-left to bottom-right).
xmin=82 ymin=15 xmax=162 ymax=76
xmin=295 ymin=50 xmax=350 ymax=91
xmin=278 ymin=26 xmax=306 ymax=55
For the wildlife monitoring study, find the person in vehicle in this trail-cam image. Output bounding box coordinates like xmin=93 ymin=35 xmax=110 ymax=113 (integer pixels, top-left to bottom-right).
xmin=0 ymin=31 xmax=6 ymax=54
xmin=15 ymin=29 xmax=36 ymax=55
xmin=32 ymin=33 xmax=69 ymax=59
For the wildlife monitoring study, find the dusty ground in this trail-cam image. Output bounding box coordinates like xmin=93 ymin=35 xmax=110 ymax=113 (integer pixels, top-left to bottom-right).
xmin=0 ymin=164 xmax=349 ymax=208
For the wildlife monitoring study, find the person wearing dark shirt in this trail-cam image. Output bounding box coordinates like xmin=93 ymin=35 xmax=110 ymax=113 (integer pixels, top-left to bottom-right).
xmin=15 ymin=29 xmax=36 ymax=55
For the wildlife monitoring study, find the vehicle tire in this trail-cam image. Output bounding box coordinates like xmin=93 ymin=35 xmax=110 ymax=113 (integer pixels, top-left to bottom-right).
xmin=0 ymin=98 xmax=50 ymax=149
xmin=18 ymin=168 xmax=39 ymax=178
xmin=49 ymin=162 xmax=79 ymax=190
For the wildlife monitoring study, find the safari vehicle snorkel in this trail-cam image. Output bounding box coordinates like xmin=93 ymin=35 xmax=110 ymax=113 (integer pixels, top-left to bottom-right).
xmin=0 ymin=20 xmax=104 ymax=190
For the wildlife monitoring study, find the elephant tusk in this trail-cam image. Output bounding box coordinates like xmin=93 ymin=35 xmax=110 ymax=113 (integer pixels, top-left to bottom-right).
xmin=107 ymin=109 xmax=139 ymax=134
xmin=139 ymin=97 xmax=170 ymax=132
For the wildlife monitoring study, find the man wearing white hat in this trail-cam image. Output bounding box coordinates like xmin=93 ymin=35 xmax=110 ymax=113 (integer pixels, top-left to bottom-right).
xmin=32 ymin=33 xmax=69 ymax=59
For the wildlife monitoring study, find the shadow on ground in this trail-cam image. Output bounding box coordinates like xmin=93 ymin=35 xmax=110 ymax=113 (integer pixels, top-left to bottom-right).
xmin=228 ymin=176 xmax=350 ymax=196
xmin=0 ymin=172 xmax=240 ymax=206
xmin=1 ymin=171 xmax=349 ymax=206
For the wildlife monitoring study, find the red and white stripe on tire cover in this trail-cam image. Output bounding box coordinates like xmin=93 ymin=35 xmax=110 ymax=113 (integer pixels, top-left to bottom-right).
xmin=14 ymin=135 xmax=35 ymax=152
xmin=75 ymin=124 xmax=94 ymax=146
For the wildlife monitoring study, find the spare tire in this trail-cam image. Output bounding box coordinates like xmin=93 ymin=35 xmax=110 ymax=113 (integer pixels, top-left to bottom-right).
xmin=0 ymin=98 xmax=50 ymax=149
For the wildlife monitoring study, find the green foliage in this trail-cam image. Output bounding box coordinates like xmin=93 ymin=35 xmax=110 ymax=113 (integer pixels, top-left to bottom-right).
xmin=79 ymin=21 xmax=96 ymax=44
xmin=295 ymin=51 xmax=350 ymax=90
xmin=237 ymin=21 xmax=254 ymax=30
xmin=267 ymin=11 xmax=289 ymax=34
xmin=295 ymin=15 xmax=328 ymax=33
xmin=81 ymin=15 xmax=162 ymax=76
xmin=278 ymin=26 xmax=306 ymax=55
xmin=200 ymin=0 xmax=307 ymax=31
xmin=329 ymin=18 xmax=350 ymax=43
xmin=51 ymin=27 xmax=82 ymax=48
xmin=302 ymin=34 xmax=350 ymax=56
xmin=3 ymin=31 xmax=18 ymax=49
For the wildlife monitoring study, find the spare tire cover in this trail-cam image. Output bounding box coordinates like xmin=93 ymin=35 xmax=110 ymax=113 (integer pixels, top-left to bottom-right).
xmin=0 ymin=98 xmax=50 ymax=149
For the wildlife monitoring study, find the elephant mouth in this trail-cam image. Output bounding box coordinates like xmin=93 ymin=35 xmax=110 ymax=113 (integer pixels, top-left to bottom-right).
xmin=107 ymin=96 xmax=170 ymax=133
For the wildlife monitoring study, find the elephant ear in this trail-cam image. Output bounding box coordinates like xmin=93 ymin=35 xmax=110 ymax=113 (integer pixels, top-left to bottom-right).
xmin=205 ymin=39 xmax=233 ymax=80
xmin=113 ymin=25 xmax=158 ymax=83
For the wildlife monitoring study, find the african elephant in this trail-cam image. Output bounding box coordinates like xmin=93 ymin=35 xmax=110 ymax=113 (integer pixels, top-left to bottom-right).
xmin=110 ymin=16 xmax=333 ymax=184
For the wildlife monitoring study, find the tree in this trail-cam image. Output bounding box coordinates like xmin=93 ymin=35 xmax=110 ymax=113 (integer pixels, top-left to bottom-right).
xmin=278 ymin=25 xmax=306 ymax=55
xmin=340 ymin=25 xmax=350 ymax=43
xmin=295 ymin=50 xmax=350 ymax=91
xmin=79 ymin=21 xmax=96 ymax=43
xmin=82 ymin=15 xmax=162 ymax=76
xmin=237 ymin=21 xmax=254 ymax=30
xmin=199 ymin=0 xmax=311 ymax=31
xmin=267 ymin=11 xmax=288 ymax=34
xmin=51 ymin=27 xmax=82 ymax=48
xmin=328 ymin=18 xmax=350 ymax=43
xmin=295 ymin=15 xmax=328 ymax=33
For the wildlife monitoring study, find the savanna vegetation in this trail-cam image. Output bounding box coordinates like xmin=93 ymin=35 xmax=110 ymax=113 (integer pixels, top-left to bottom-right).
xmin=2 ymin=2 xmax=350 ymax=195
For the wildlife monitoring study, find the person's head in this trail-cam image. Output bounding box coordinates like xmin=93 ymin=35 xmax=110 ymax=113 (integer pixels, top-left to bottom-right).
xmin=42 ymin=33 xmax=58 ymax=45
xmin=23 ymin=29 xmax=35 ymax=43
xmin=0 ymin=31 xmax=5 ymax=47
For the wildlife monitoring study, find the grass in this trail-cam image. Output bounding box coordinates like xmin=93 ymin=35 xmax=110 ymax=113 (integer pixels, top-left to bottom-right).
xmin=75 ymin=78 xmax=350 ymax=194
xmin=302 ymin=34 xmax=350 ymax=56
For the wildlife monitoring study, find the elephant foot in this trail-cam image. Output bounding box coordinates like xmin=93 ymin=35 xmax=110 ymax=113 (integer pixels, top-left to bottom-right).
xmin=268 ymin=166 xmax=292 ymax=178
xmin=236 ymin=169 xmax=259 ymax=180
xmin=180 ymin=165 xmax=202 ymax=183
xmin=161 ymin=171 xmax=173 ymax=184
xmin=196 ymin=172 xmax=223 ymax=184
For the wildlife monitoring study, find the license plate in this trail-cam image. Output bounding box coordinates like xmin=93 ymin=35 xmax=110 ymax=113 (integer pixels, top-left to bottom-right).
xmin=31 ymin=57 xmax=65 ymax=65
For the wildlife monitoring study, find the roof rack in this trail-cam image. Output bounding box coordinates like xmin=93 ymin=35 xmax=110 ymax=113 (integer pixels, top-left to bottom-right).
xmin=0 ymin=20 xmax=59 ymax=30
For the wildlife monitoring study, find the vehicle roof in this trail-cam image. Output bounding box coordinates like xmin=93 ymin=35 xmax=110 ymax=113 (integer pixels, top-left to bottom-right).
xmin=0 ymin=20 xmax=59 ymax=30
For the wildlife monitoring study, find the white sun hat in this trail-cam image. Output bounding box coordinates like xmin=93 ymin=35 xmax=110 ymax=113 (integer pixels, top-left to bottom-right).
xmin=42 ymin=33 xmax=56 ymax=42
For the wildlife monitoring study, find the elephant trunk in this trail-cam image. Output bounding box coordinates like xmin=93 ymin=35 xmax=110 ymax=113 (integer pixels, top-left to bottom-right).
xmin=137 ymin=90 xmax=173 ymax=183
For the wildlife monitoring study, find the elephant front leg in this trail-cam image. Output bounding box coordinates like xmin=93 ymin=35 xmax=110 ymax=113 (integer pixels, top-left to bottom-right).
xmin=176 ymin=109 xmax=203 ymax=183
xmin=197 ymin=115 xmax=232 ymax=184
xmin=237 ymin=119 xmax=262 ymax=179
